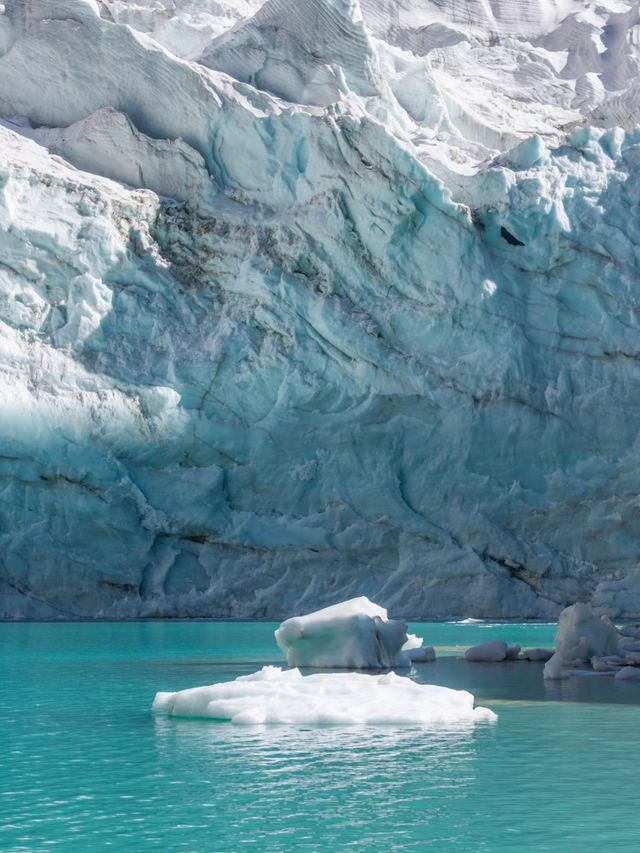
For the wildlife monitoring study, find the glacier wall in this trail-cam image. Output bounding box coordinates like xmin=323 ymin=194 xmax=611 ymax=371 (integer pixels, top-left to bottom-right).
xmin=1 ymin=0 xmax=640 ymax=618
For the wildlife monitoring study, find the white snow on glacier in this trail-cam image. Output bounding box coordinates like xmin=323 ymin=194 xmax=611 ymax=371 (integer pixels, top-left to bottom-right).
xmin=152 ymin=665 xmax=497 ymax=725
xmin=1 ymin=0 xmax=640 ymax=619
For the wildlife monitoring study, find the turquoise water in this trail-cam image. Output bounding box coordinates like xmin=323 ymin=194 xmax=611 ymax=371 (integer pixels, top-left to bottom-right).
xmin=2 ymin=621 xmax=640 ymax=851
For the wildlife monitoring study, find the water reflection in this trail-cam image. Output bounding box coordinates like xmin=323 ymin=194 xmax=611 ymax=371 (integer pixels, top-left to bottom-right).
xmin=153 ymin=713 xmax=484 ymax=752
xmin=152 ymin=714 xmax=485 ymax=849
xmin=5 ymin=621 xmax=640 ymax=852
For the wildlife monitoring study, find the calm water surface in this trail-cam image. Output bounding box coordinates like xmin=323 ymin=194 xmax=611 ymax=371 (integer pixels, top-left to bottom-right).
xmin=2 ymin=621 xmax=640 ymax=851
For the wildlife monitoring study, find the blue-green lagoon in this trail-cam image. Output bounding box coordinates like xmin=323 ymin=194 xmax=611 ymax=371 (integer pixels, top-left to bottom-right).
xmin=2 ymin=621 xmax=640 ymax=851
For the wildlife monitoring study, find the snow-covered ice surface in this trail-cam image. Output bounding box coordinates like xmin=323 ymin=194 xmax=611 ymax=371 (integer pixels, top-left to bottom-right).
xmin=274 ymin=596 xmax=417 ymax=669
xmin=152 ymin=665 xmax=496 ymax=724
xmin=2 ymin=0 xmax=640 ymax=618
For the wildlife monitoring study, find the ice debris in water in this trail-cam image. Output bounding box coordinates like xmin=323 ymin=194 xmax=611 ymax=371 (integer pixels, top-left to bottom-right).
xmin=464 ymin=640 xmax=521 ymax=662
xmin=543 ymin=653 xmax=567 ymax=681
xmin=274 ymin=596 xmax=426 ymax=670
xmin=407 ymin=646 xmax=436 ymax=663
xmin=555 ymin=603 xmax=619 ymax=663
xmin=544 ymin=602 xmax=619 ymax=680
xmin=152 ymin=666 xmax=496 ymax=726
xmin=615 ymin=667 xmax=640 ymax=682
xmin=465 ymin=640 xmax=509 ymax=662
xmin=543 ymin=602 xmax=640 ymax=681
xmin=521 ymin=648 xmax=554 ymax=662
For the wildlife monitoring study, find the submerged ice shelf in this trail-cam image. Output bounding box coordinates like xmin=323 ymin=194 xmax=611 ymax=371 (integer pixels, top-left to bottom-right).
xmin=2 ymin=0 xmax=640 ymax=619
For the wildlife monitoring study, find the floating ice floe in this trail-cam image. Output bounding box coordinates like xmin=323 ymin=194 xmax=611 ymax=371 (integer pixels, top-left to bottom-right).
xmin=464 ymin=640 xmax=508 ymax=662
xmin=543 ymin=653 xmax=566 ymax=681
xmin=274 ymin=597 xmax=426 ymax=670
xmin=407 ymin=646 xmax=436 ymax=663
xmin=152 ymin=666 xmax=496 ymax=726
xmin=463 ymin=641 xmax=554 ymax=663
xmin=521 ymin=648 xmax=554 ymax=662
xmin=463 ymin=640 xmax=520 ymax=662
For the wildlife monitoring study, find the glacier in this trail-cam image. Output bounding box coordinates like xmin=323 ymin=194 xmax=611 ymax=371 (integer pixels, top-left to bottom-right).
xmin=1 ymin=0 xmax=640 ymax=619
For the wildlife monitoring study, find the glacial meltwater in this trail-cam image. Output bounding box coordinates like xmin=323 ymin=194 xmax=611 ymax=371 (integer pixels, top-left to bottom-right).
xmin=2 ymin=621 xmax=640 ymax=851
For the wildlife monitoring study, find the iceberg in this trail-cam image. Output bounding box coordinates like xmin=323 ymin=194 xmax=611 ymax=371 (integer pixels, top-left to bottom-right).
xmin=464 ymin=640 xmax=508 ymax=662
xmin=152 ymin=665 xmax=496 ymax=725
xmin=463 ymin=640 xmax=521 ymax=662
xmin=407 ymin=646 xmax=436 ymax=663
xmin=274 ymin=597 xmax=415 ymax=669
xmin=543 ymin=602 xmax=640 ymax=680
xmin=543 ymin=653 xmax=567 ymax=681
xmin=522 ymin=648 xmax=554 ymax=663
xmin=545 ymin=602 xmax=619 ymax=679
xmin=555 ymin=603 xmax=619 ymax=664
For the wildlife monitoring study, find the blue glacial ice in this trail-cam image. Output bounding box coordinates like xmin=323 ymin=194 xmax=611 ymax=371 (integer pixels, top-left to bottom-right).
xmin=1 ymin=0 xmax=640 ymax=619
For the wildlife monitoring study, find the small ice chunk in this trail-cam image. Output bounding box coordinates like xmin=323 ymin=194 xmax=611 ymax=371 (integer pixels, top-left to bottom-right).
xmin=555 ymin=603 xmax=619 ymax=663
xmin=152 ymin=666 xmax=497 ymax=725
xmin=543 ymin=652 xmax=568 ymax=680
xmin=615 ymin=666 xmax=640 ymax=681
xmin=403 ymin=633 xmax=424 ymax=651
xmin=274 ymin=597 xmax=412 ymax=669
xmin=505 ymin=644 xmax=521 ymax=660
xmin=464 ymin=640 xmax=508 ymax=662
xmin=407 ymin=646 xmax=436 ymax=663
xmin=522 ymin=648 xmax=554 ymax=662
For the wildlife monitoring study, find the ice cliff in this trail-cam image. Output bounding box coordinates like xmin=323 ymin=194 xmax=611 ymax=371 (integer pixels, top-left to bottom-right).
xmin=2 ymin=0 xmax=640 ymax=619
